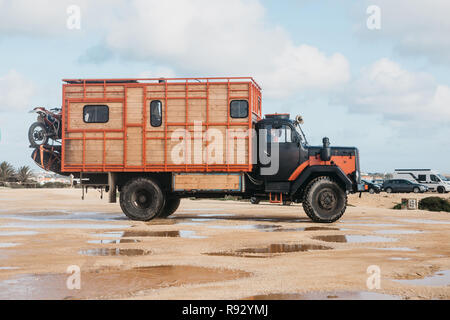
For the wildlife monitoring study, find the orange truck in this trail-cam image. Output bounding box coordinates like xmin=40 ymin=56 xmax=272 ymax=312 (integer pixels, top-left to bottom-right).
xmin=29 ymin=77 xmax=364 ymax=223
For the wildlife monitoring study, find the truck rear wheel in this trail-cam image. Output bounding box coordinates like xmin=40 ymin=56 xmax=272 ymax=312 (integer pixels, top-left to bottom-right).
xmin=119 ymin=177 xmax=165 ymax=221
xmin=302 ymin=176 xmax=347 ymax=223
xmin=159 ymin=197 xmax=181 ymax=218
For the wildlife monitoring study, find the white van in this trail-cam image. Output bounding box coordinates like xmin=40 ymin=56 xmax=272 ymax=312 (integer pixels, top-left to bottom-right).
xmin=393 ymin=169 xmax=450 ymax=193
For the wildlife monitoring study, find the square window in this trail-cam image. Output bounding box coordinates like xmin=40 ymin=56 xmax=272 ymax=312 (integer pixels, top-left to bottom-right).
xmin=83 ymin=105 xmax=109 ymax=123
xmin=230 ymin=100 xmax=248 ymax=118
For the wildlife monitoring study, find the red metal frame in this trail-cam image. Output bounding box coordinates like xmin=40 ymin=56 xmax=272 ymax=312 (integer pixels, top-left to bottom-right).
xmin=61 ymin=77 xmax=262 ymax=173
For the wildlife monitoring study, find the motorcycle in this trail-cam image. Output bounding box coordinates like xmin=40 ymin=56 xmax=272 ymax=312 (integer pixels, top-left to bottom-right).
xmin=28 ymin=107 xmax=62 ymax=148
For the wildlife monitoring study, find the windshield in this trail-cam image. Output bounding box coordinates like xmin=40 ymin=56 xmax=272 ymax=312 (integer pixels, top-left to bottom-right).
xmin=438 ymin=174 xmax=448 ymax=181
xmin=294 ymin=123 xmax=308 ymax=146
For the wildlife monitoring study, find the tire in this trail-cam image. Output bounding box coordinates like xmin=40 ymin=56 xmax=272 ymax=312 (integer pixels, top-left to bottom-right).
xmin=369 ymin=188 xmax=375 ymax=194
xmin=159 ymin=197 xmax=181 ymax=218
xmin=250 ymin=197 xmax=260 ymax=205
xmin=28 ymin=122 xmax=49 ymax=147
xmin=119 ymin=177 xmax=165 ymax=221
xmin=385 ymin=187 xmax=393 ymax=194
xmin=302 ymin=176 xmax=347 ymax=223
xmin=413 ymin=187 xmax=420 ymax=193
xmin=437 ymin=186 xmax=445 ymax=194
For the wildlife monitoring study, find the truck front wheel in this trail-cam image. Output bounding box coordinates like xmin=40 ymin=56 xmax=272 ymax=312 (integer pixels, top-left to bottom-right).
xmin=119 ymin=177 xmax=165 ymax=221
xmin=302 ymin=176 xmax=347 ymax=223
xmin=159 ymin=197 xmax=181 ymax=218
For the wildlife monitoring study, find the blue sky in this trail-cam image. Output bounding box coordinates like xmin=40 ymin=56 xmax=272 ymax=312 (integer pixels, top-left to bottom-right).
xmin=0 ymin=0 xmax=449 ymax=173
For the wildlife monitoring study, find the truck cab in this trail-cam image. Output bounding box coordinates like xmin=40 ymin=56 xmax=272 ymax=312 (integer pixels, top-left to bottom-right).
xmin=247 ymin=113 xmax=363 ymax=222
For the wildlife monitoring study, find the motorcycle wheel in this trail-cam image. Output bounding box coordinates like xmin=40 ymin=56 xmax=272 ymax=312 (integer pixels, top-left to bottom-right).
xmin=28 ymin=122 xmax=49 ymax=147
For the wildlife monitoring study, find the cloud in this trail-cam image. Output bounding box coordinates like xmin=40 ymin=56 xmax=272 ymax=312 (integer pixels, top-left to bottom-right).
xmin=335 ymin=58 xmax=450 ymax=123
xmin=0 ymin=0 xmax=350 ymax=97
xmin=356 ymin=0 xmax=450 ymax=64
xmin=0 ymin=70 xmax=34 ymax=112
xmin=103 ymin=0 xmax=350 ymax=97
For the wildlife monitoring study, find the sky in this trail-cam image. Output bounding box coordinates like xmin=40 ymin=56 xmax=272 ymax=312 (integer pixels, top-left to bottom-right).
xmin=0 ymin=0 xmax=449 ymax=173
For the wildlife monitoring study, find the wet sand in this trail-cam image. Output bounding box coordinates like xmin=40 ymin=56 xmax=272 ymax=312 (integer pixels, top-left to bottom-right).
xmin=0 ymin=188 xmax=449 ymax=300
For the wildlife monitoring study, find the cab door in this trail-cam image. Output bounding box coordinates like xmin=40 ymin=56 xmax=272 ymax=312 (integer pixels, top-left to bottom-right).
xmin=258 ymin=122 xmax=302 ymax=181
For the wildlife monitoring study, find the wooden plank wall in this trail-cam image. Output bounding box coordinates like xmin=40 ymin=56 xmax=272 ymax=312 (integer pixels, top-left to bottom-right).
xmin=62 ymin=81 xmax=258 ymax=172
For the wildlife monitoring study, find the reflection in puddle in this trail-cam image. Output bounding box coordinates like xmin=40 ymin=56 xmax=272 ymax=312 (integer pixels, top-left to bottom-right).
xmin=0 ymin=267 xmax=19 ymax=270
xmin=0 ymin=231 xmax=39 ymax=236
xmin=0 ymin=265 xmax=249 ymax=299
xmin=87 ymin=239 xmax=141 ymax=244
xmin=90 ymin=229 xmax=206 ymax=240
xmin=246 ymin=291 xmax=401 ymax=300
xmin=374 ymin=230 xmax=424 ymax=235
xmin=207 ymin=243 xmax=332 ymax=258
xmin=0 ymin=243 xmax=18 ymax=248
xmin=314 ymin=235 xmax=397 ymax=243
xmin=389 ymin=257 xmax=412 ymax=261
xmin=79 ymin=248 xmax=150 ymax=256
xmin=341 ymin=223 xmax=403 ymax=228
xmin=208 ymin=224 xmax=281 ymax=231
xmin=393 ymin=270 xmax=450 ymax=287
xmin=269 ymin=226 xmax=340 ymax=233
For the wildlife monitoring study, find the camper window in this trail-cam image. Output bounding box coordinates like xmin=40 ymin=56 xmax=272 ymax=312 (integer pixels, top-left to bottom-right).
xmin=418 ymin=175 xmax=426 ymax=182
xmin=83 ymin=105 xmax=109 ymax=123
xmin=230 ymin=100 xmax=248 ymax=118
xmin=150 ymin=100 xmax=162 ymax=127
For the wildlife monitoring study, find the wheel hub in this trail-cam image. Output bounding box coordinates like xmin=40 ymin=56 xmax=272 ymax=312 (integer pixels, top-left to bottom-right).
xmin=133 ymin=190 xmax=152 ymax=209
xmin=318 ymin=189 xmax=337 ymax=210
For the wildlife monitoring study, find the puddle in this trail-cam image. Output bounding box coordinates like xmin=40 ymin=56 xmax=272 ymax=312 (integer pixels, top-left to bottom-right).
xmin=0 ymin=265 xmax=249 ymax=299
xmin=269 ymin=226 xmax=340 ymax=233
xmin=87 ymin=239 xmax=141 ymax=244
xmin=79 ymin=248 xmax=151 ymax=256
xmin=0 ymin=243 xmax=18 ymax=248
xmin=0 ymin=230 xmax=39 ymax=236
xmin=173 ymin=215 xmax=305 ymax=224
xmin=393 ymin=270 xmax=450 ymax=287
xmin=207 ymin=243 xmax=332 ymax=258
xmin=313 ymin=235 xmax=397 ymax=243
xmin=398 ymin=219 xmax=450 ymax=225
xmin=389 ymin=257 xmax=412 ymax=261
xmin=0 ymin=222 xmax=130 ymax=230
xmin=374 ymin=230 xmax=424 ymax=235
xmin=0 ymin=267 xmax=19 ymax=270
xmin=90 ymin=230 xmax=206 ymax=240
xmin=246 ymin=291 xmax=401 ymax=300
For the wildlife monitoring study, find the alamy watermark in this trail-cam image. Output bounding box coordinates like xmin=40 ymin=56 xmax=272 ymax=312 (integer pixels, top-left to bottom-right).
xmin=66 ymin=265 xmax=81 ymax=290
xmin=366 ymin=265 xmax=381 ymax=289
xmin=66 ymin=5 xmax=81 ymax=30
xmin=367 ymin=5 xmax=381 ymax=30
xmin=168 ymin=122 xmax=280 ymax=176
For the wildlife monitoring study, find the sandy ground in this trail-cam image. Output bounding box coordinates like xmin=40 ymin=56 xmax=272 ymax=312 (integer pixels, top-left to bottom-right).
xmin=0 ymin=188 xmax=449 ymax=300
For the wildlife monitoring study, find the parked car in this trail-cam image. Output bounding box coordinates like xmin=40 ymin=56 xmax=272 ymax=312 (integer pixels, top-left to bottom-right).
xmin=362 ymin=180 xmax=381 ymax=194
xmin=382 ymin=179 xmax=428 ymax=194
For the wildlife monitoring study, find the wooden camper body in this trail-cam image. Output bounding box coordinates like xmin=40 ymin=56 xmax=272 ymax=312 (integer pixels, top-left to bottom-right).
xmin=61 ymin=78 xmax=262 ymax=179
